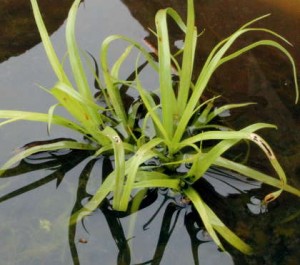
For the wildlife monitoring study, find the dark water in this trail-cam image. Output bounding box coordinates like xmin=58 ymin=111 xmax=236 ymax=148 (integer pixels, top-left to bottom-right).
xmin=0 ymin=0 xmax=300 ymax=264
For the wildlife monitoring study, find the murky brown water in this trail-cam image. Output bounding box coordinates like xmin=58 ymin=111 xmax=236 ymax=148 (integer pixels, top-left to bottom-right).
xmin=0 ymin=0 xmax=75 ymax=63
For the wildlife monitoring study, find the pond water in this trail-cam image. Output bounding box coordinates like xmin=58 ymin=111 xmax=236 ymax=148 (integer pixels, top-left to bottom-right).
xmin=0 ymin=0 xmax=300 ymax=264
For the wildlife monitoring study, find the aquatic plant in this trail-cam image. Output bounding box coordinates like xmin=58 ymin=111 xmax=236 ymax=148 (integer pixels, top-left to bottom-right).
xmin=0 ymin=0 xmax=299 ymax=254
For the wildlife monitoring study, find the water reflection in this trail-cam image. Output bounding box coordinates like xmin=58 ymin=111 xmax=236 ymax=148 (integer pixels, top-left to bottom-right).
xmin=2 ymin=139 xmax=266 ymax=264
xmin=1 ymin=136 xmax=300 ymax=264
xmin=69 ymin=171 xmax=239 ymax=265
xmin=0 ymin=142 xmax=91 ymax=204
xmin=0 ymin=146 xmax=91 ymax=264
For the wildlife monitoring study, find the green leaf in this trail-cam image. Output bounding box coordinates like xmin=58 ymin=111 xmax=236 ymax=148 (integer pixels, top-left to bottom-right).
xmin=177 ymin=0 xmax=197 ymax=114
xmin=65 ymin=0 xmax=92 ymax=100
xmin=184 ymin=187 xmax=224 ymax=251
xmin=205 ymin=203 xmax=253 ymax=254
xmin=102 ymin=127 xmax=125 ymax=210
xmin=30 ymin=0 xmax=70 ymax=84
xmin=215 ymin=157 xmax=300 ymax=197
xmin=70 ymin=171 xmax=115 ymax=225
xmin=0 ymin=110 xmax=86 ymax=135
xmin=155 ymin=7 xmax=178 ymax=138
xmin=47 ymin=103 xmax=60 ymax=134
xmin=119 ymin=137 xmax=163 ymax=210
xmin=184 ymin=186 xmax=253 ymax=254
xmin=188 ymin=123 xmax=276 ymax=181
xmin=0 ymin=140 xmax=96 ymax=175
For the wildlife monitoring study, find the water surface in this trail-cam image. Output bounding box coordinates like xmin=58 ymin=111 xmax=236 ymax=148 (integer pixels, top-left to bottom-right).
xmin=0 ymin=0 xmax=300 ymax=264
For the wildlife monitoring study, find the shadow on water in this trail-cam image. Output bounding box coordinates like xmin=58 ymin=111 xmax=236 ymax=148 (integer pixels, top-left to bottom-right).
xmin=1 ymin=0 xmax=300 ymax=264
xmin=2 ymin=141 xmax=265 ymax=264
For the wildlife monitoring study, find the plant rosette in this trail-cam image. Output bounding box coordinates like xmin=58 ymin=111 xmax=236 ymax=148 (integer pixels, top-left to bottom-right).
xmin=0 ymin=0 xmax=299 ymax=254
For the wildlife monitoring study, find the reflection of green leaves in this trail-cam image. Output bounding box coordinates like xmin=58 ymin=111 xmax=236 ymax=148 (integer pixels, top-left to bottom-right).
xmin=0 ymin=148 xmax=91 ymax=203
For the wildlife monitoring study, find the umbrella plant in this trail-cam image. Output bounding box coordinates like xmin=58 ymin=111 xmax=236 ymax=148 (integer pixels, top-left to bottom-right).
xmin=0 ymin=0 xmax=299 ymax=254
